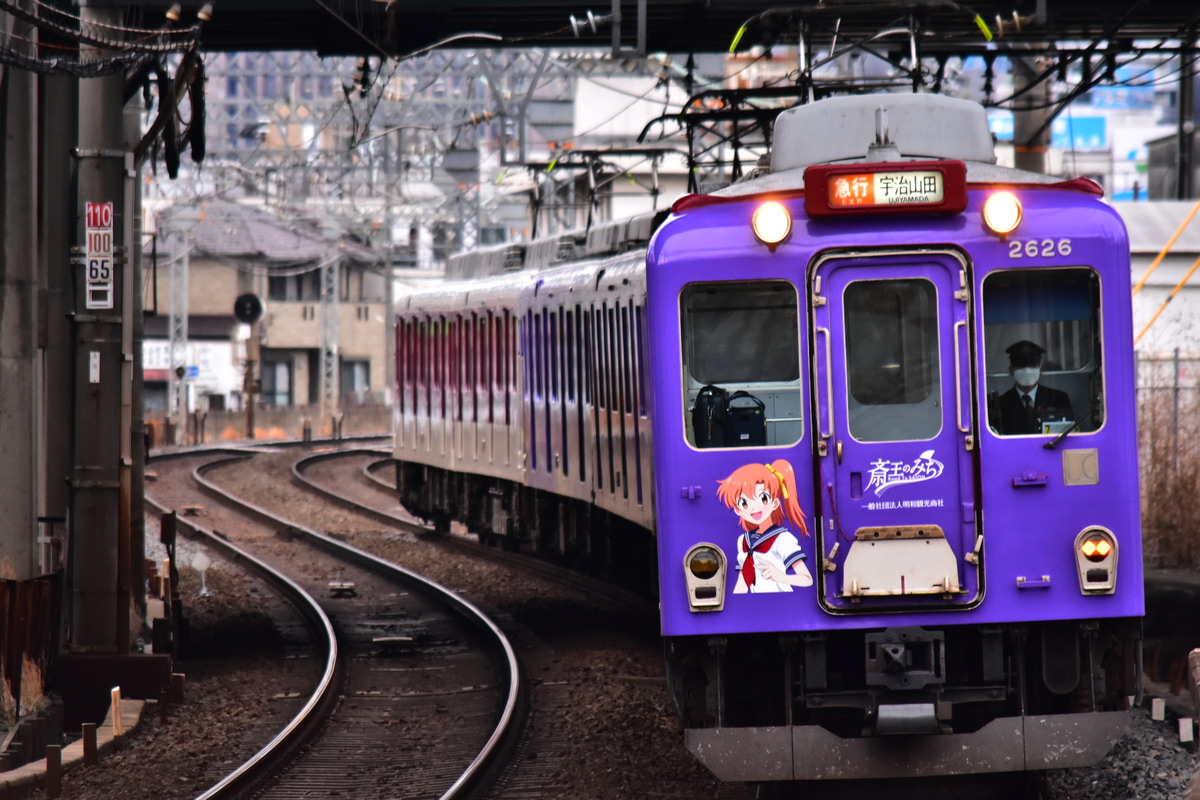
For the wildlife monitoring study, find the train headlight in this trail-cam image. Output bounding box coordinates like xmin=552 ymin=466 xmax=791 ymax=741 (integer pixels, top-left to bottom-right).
xmin=684 ymin=543 xmax=727 ymax=612
xmin=982 ymin=191 xmax=1022 ymax=237
xmin=752 ymin=201 xmax=792 ymax=250
xmin=1074 ymin=527 xmax=1117 ymax=595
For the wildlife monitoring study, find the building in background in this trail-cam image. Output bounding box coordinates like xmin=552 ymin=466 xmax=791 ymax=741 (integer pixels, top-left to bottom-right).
xmin=146 ymin=199 xmax=386 ymax=427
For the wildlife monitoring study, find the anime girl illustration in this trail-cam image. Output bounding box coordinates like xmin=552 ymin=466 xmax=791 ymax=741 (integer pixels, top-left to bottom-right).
xmin=717 ymin=459 xmax=813 ymax=594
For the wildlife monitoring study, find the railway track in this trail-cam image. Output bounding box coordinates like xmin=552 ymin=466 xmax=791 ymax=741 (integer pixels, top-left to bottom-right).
xmin=142 ymin=442 xmax=1194 ymax=800
xmin=147 ymin=446 xmax=520 ymax=800
xmin=150 ymin=443 xmax=753 ymax=800
xmin=289 ymin=447 xmax=654 ymax=618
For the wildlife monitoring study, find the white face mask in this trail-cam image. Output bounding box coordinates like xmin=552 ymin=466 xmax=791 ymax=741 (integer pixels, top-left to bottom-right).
xmin=1013 ymin=367 xmax=1041 ymax=387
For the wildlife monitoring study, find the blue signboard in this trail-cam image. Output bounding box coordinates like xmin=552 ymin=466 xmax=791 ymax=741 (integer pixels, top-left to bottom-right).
xmin=988 ymin=110 xmax=1014 ymax=142
xmin=1088 ymin=67 xmax=1156 ymax=110
xmin=1051 ymin=116 xmax=1106 ymax=150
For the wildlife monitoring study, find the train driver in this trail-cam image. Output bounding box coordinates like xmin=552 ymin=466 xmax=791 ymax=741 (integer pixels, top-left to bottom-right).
xmin=996 ymin=340 xmax=1073 ymax=435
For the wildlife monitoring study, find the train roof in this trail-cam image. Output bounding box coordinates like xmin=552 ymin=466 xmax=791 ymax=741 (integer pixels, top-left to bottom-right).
xmin=710 ymin=93 xmax=1077 ymax=201
xmin=771 ymin=93 xmax=997 ymax=171
xmin=444 ymin=209 xmax=667 ymax=282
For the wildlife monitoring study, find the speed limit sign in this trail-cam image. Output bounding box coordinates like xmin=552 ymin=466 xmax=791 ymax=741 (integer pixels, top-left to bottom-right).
xmin=85 ymin=201 xmax=114 ymax=310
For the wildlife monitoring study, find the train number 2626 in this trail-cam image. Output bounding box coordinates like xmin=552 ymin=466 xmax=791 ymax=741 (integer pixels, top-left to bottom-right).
xmin=1008 ymin=238 xmax=1072 ymax=258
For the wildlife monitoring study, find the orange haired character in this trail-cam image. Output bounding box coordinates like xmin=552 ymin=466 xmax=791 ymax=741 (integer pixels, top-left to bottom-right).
xmin=717 ymin=459 xmax=813 ymax=594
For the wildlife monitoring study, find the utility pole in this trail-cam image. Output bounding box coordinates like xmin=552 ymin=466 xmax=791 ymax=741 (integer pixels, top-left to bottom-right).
xmin=1177 ymin=35 xmax=1195 ymax=199
xmin=70 ymin=3 xmax=129 ymax=652
xmin=233 ymin=292 xmax=264 ymax=439
xmin=0 ymin=3 xmax=40 ymax=580
xmin=319 ymin=221 xmax=341 ymax=432
xmin=245 ymin=322 xmax=259 ymax=439
xmin=167 ymin=209 xmax=201 ymax=444
xmin=1012 ymin=55 xmax=1053 ymax=175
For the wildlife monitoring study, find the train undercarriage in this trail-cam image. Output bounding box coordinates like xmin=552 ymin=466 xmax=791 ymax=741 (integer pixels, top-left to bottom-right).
xmin=393 ymin=459 xmax=657 ymax=595
xmin=665 ymin=618 xmax=1142 ymax=780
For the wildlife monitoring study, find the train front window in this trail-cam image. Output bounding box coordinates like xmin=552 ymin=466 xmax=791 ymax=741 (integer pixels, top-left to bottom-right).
xmin=983 ymin=268 xmax=1102 ymax=437
xmin=680 ymin=280 xmax=802 ymax=449
xmin=844 ymin=278 xmax=941 ymax=442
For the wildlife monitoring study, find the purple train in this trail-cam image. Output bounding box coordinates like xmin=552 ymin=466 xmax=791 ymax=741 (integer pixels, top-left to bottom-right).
xmin=393 ymin=92 xmax=1142 ymax=782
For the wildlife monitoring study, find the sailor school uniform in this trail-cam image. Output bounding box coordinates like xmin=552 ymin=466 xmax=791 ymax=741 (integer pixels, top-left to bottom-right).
xmin=734 ymin=525 xmax=806 ymax=593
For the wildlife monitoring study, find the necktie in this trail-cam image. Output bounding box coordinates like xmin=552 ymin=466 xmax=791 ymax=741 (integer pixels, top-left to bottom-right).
xmin=1023 ymin=394 xmax=1035 ymax=426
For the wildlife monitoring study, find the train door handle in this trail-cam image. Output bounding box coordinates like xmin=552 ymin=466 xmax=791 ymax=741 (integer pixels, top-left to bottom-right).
xmin=836 ymin=440 xmax=843 ymax=464
xmin=681 ymin=485 xmax=702 ymax=500
xmin=953 ymin=320 xmax=971 ymax=436
xmin=816 ymin=327 xmax=834 ymax=454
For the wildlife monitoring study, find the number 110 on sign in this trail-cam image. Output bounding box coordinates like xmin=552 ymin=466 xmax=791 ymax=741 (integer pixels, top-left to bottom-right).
xmin=85 ymin=201 xmax=114 ymax=310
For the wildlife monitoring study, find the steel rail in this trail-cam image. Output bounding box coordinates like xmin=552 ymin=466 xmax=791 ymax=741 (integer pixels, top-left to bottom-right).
xmin=290 ymin=448 xmax=655 ymax=621
xmin=187 ymin=452 xmax=522 ymax=800
xmin=144 ymin=454 xmax=341 ymax=800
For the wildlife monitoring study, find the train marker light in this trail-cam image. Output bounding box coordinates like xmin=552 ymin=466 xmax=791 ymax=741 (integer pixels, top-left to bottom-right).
xmin=684 ymin=543 xmax=727 ymax=612
xmin=982 ymin=191 xmax=1022 ymax=237
xmin=1074 ymin=527 xmax=1117 ymax=594
xmin=752 ymin=201 xmax=791 ymax=250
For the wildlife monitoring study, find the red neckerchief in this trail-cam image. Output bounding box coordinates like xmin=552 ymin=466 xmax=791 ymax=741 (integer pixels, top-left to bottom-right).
xmin=740 ymin=527 xmax=782 ymax=587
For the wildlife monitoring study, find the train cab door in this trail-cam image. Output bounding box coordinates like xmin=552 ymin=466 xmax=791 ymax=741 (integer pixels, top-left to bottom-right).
xmin=810 ymin=251 xmax=981 ymax=611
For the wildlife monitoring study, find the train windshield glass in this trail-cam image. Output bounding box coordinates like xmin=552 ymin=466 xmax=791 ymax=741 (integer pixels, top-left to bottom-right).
xmin=680 ymin=280 xmax=802 ymax=449
xmin=843 ymin=278 xmax=941 ymax=442
xmin=982 ymin=268 xmax=1103 ymax=437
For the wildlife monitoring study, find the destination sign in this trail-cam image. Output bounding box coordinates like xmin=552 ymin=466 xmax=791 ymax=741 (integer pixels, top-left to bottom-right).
xmin=803 ymin=159 xmax=968 ymax=218
xmin=827 ymin=170 xmax=945 ymax=208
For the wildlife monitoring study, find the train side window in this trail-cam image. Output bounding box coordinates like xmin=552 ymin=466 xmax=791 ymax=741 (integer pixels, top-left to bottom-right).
xmin=565 ymin=309 xmax=575 ymax=402
xmin=550 ymin=310 xmax=560 ymax=402
xmin=436 ymin=318 xmax=444 ymax=399
xmin=621 ymin=305 xmax=633 ymax=413
xmin=395 ymin=319 xmax=406 ymax=415
xmin=534 ymin=311 xmax=544 ymax=402
xmin=680 ymin=280 xmax=802 ymax=449
xmin=418 ymin=319 xmax=427 ymax=393
xmin=983 ymin=268 xmax=1102 ymax=436
xmin=598 ymin=304 xmax=610 ymax=411
xmin=506 ymin=311 xmax=515 ymax=425
xmin=481 ymin=313 xmax=492 ymax=423
xmin=635 ymin=304 xmax=648 ymax=417
xmin=450 ymin=317 xmax=460 ymax=422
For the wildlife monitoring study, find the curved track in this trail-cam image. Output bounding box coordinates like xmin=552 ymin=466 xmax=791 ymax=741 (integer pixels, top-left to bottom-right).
xmin=284 ymin=449 xmax=1073 ymax=800
xmin=290 ymin=447 xmax=654 ymax=619
xmin=147 ymin=445 xmax=520 ymax=800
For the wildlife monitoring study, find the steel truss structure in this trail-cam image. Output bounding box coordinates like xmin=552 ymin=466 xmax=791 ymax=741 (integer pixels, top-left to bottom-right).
xmin=142 ymin=2 xmax=1200 ymax=252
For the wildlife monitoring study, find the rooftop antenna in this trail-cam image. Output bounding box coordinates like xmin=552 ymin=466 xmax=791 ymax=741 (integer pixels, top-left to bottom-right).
xmin=866 ymin=107 xmax=901 ymax=162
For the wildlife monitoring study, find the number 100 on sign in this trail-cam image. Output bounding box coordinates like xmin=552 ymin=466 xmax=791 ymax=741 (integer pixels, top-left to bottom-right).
xmin=85 ymin=201 xmax=114 ymax=310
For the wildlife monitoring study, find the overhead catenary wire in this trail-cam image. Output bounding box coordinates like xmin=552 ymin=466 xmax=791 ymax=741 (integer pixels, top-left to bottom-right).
xmin=0 ymin=0 xmax=198 ymax=53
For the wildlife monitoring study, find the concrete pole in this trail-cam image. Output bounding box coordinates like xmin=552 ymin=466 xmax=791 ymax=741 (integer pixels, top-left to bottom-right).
xmin=1177 ymin=37 xmax=1195 ymax=200
xmin=40 ymin=74 xmax=78 ymax=578
xmin=0 ymin=7 xmax=41 ymax=580
xmin=125 ymin=100 xmax=146 ymax=618
xmin=168 ymin=224 xmax=190 ymax=444
xmin=1012 ymin=55 xmax=1053 ymax=175
xmin=319 ymin=223 xmax=341 ymax=430
xmin=71 ymin=4 xmax=129 ymax=652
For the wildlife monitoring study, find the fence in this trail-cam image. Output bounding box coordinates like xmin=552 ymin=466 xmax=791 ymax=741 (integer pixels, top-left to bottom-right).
xmin=1 ymin=574 xmax=61 ymax=723
xmin=146 ymin=403 xmax=393 ymax=448
xmin=1137 ymin=351 xmax=1200 ymax=568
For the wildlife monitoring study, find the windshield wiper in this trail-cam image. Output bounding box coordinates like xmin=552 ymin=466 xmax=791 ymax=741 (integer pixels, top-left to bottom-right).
xmin=1043 ymin=404 xmax=1093 ymax=450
